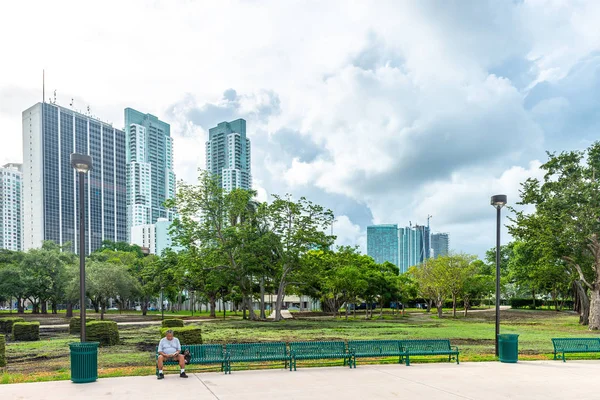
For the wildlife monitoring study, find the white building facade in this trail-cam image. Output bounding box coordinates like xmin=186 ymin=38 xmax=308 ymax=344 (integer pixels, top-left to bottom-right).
xmin=0 ymin=163 xmax=23 ymax=251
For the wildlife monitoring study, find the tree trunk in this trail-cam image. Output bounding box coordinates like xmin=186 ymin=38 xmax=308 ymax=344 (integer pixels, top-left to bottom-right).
xmin=66 ymin=301 xmax=73 ymax=318
xmin=589 ymin=286 xmax=600 ymax=330
xmin=17 ymin=298 xmax=24 ymax=313
xmin=260 ymin=277 xmax=266 ymax=319
xmin=452 ymin=294 xmax=457 ymax=318
xmin=426 ymin=299 xmax=432 ymax=313
xmin=574 ymin=280 xmax=590 ymax=325
xmin=100 ymin=303 xmax=106 ymax=321
xmin=463 ymin=298 xmax=470 ymax=317
xmin=51 ymin=301 xmax=57 ymax=314
xmin=436 ymin=299 xmax=443 ymax=318
xmin=532 ymin=289 xmax=536 ymax=309
xmin=274 ymin=268 xmax=289 ymax=322
xmin=209 ymin=296 xmax=217 ymax=318
xmin=142 ymin=297 xmax=148 ymax=316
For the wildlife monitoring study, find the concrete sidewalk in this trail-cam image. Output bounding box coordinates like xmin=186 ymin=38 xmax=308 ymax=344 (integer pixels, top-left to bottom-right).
xmin=1 ymin=361 xmax=597 ymax=399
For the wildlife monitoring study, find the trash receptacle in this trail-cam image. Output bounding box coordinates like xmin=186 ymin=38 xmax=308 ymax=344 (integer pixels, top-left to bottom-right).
xmin=498 ymin=334 xmax=519 ymax=363
xmin=69 ymin=342 xmax=99 ymax=383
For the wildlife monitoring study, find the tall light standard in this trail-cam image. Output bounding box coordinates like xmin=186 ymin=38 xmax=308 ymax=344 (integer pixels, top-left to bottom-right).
xmin=490 ymin=194 xmax=507 ymax=357
xmin=71 ymin=154 xmax=93 ymax=342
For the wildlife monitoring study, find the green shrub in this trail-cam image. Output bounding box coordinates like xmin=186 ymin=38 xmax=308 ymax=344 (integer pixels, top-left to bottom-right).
xmin=510 ymin=298 xmax=541 ymax=309
xmin=12 ymin=322 xmax=40 ymax=341
xmin=86 ymin=321 xmax=119 ymax=346
xmin=0 ymin=334 xmax=5 ymax=368
xmin=161 ymin=319 xmax=184 ymax=328
xmin=69 ymin=317 xmax=96 ymax=335
xmin=0 ymin=317 xmax=25 ymax=334
xmin=160 ymin=326 xmax=202 ymax=345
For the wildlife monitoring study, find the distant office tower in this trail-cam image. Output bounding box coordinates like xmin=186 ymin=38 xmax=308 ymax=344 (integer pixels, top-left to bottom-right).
xmin=130 ymin=217 xmax=181 ymax=255
xmin=124 ymin=108 xmax=176 ymax=241
xmin=398 ymin=224 xmax=430 ymax=273
xmin=22 ymin=102 xmax=127 ymax=254
xmin=1 ymin=163 xmax=23 ymax=251
xmin=205 ymin=119 xmax=251 ymax=192
xmin=431 ymin=233 xmax=450 ymax=258
xmin=367 ymin=224 xmax=399 ymax=266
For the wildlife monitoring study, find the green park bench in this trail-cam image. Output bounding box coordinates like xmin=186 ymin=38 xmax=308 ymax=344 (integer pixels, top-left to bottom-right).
xmin=348 ymin=340 xmax=410 ymax=367
xmin=552 ymin=338 xmax=600 ymax=362
xmin=225 ymin=342 xmax=290 ymax=373
xmin=155 ymin=344 xmax=228 ymax=375
xmin=399 ymin=339 xmax=459 ymax=365
xmin=289 ymin=341 xmax=354 ymax=371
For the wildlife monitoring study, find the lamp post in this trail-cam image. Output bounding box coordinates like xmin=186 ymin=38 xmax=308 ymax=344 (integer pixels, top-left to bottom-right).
xmin=71 ymin=154 xmax=93 ymax=342
xmin=490 ymin=194 xmax=507 ymax=357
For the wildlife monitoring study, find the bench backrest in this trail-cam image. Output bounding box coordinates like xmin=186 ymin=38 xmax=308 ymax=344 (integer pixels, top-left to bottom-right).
xmin=348 ymin=340 xmax=401 ymax=354
xmin=552 ymin=338 xmax=600 ymax=351
xmin=289 ymin=341 xmax=347 ymax=355
xmin=186 ymin=344 xmax=225 ymax=362
xmin=226 ymin=342 xmax=288 ymax=358
xmin=400 ymin=339 xmax=451 ymax=352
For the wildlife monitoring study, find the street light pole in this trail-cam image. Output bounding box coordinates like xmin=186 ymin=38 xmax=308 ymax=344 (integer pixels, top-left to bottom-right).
xmin=491 ymin=194 xmax=507 ymax=357
xmin=71 ymin=154 xmax=93 ymax=343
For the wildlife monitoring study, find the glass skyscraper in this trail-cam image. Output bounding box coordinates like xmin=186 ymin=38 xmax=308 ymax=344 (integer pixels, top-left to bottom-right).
xmin=398 ymin=225 xmax=431 ymax=273
xmin=367 ymin=224 xmax=399 ymax=266
xmin=22 ymin=102 xmax=127 ymax=254
xmin=124 ymin=108 xmax=175 ymax=241
xmin=205 ymin=119 xmax=251 ymax=191
xmin=1 ymin=163 xmax=23 ymax=251
xmin=431 ymin=233 xmax=450 ymax=258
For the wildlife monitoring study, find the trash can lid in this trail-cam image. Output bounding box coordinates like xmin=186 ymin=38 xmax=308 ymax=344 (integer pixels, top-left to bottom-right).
xmin=497 ymin=334 xmax=519 ymax=339
xmin=69 ymin=342 xmax=100 ymax=349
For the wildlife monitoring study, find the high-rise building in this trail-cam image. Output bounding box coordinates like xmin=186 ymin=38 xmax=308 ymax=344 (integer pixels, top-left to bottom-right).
xmin=124 ymin=108 xmax=175 ymax=240
xmin=1 ymin=163 xmax=23 ymax=251
xmin=205 ymin=119 xmax=251 ymax=192
xmin=398 ymin=224 xmax=430 ymax=273
xmin=130 ymin=217 xmax=181 ymax=256
xmin=367 ymin=224 xmax=399 ymax=266
xmin=431 ymin=233 xmax=450 ymax=258
xmin=22 ymin=102 xmax=127 ymax=254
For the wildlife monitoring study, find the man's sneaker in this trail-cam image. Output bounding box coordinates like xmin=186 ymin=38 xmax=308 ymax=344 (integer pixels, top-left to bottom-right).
xmin=157 ymin=373 xmax=164 ymax=380
xmin=180 ymin=372 xmax=188 ymax=378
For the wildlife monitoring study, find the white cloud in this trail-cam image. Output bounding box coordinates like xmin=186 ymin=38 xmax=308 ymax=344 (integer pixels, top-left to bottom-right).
xmin=1 ymin=1 xmax=599 ymax=259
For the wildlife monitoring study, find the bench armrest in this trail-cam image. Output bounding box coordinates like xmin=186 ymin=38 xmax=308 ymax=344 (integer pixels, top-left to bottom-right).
xmin=451 ymin=346 xmax=459 ymax=352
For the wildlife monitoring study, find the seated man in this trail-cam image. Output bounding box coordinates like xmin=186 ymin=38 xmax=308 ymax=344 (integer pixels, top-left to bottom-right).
xmin=157 ymin=330 xmax=188 ymax=379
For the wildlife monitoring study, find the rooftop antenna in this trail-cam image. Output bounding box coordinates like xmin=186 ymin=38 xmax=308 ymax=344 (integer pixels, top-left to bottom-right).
xmin=53 ymin=90 xmax=57 ymax=104
xmin=87 ymin=106 xmax=90 ymax=115
xmin=70 ymin=98 xmax=74 ymax=107
xmin=42 ymin=70 xmax=45 ymax=104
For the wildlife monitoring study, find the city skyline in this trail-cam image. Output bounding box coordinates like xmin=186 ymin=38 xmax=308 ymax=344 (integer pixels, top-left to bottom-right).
xmin=2 ymin=1 xmax=599 ymax=258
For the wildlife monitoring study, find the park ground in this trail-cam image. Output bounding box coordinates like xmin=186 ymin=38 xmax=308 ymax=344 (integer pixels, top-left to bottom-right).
xmin=1 ymin=308 xmax=600 ymax=384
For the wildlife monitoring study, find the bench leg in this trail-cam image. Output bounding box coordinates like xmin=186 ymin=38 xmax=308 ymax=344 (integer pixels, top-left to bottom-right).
xmin=456 ymin=354 xmax=459 ymax=365
xmin=405 ymin=355 xmax=410 ymax=366
xmin=562 ymin=353 xmax=566 ymax=363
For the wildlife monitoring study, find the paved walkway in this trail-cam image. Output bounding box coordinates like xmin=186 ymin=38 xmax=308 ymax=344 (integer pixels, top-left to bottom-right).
xmin=1 ymin=360 xmax=598 ymax=399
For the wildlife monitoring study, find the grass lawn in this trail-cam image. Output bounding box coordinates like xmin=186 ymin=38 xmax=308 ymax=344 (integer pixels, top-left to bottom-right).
xmin=1 ymin=308 xmax=599 ymax=384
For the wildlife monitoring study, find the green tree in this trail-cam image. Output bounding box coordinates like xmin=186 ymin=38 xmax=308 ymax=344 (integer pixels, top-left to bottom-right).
xmin=266 ymin=194 xmax=334 ymax=321
xmin=510 ymin=143 xmax=600 ymax=328
xmin=86 ymin=260 xmax=139 ymax=320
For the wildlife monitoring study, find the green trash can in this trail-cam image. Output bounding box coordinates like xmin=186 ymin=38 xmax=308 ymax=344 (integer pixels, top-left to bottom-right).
xmin=69 ymin=342 xmax=99 ymax=383
xmin=498 ymin=334 xmax=519 ymax=363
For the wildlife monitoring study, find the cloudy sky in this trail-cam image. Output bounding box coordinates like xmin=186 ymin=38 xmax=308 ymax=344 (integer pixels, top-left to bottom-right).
xmin=1 ymin=0 xmax=599 ymax=258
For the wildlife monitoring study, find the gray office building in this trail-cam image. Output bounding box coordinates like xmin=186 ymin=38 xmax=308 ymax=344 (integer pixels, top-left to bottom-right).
xmin=22 ymin=102 xmax=127 ymax=254
xmin=431 ymin=233 xmax=450 ymax=258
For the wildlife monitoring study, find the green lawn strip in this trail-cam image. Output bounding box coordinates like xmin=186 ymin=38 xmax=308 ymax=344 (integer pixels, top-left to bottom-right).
xmin=2 ymin=310 xmax=598 ymax=384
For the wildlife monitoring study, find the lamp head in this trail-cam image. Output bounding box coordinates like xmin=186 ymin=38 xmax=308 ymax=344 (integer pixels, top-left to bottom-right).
xmin=71 ymin=154 xmax=93 ymax=173
xmin=490 ymin=194 xmax=507 ymax=209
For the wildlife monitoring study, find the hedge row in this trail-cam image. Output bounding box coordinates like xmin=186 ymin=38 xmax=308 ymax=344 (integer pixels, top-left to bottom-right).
xmin=12 ymin=322 xmax=40 ymax=341
xmin=86 ymin=321 xmax=119 ymax=346
xmin=69 ymin=317 xmax=96 ymax=335
xmin=0 ymin=334 xmax=5 ymax=368
xmin=161 ymin=319 xmax=184 ymax=328
xmin=160 ymin=327 xmax=202 ymax=345
xmin=0 ymin=317 xmax=25 ymax=334
xmin=510 ymin=298 xmax=574 ymax=309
